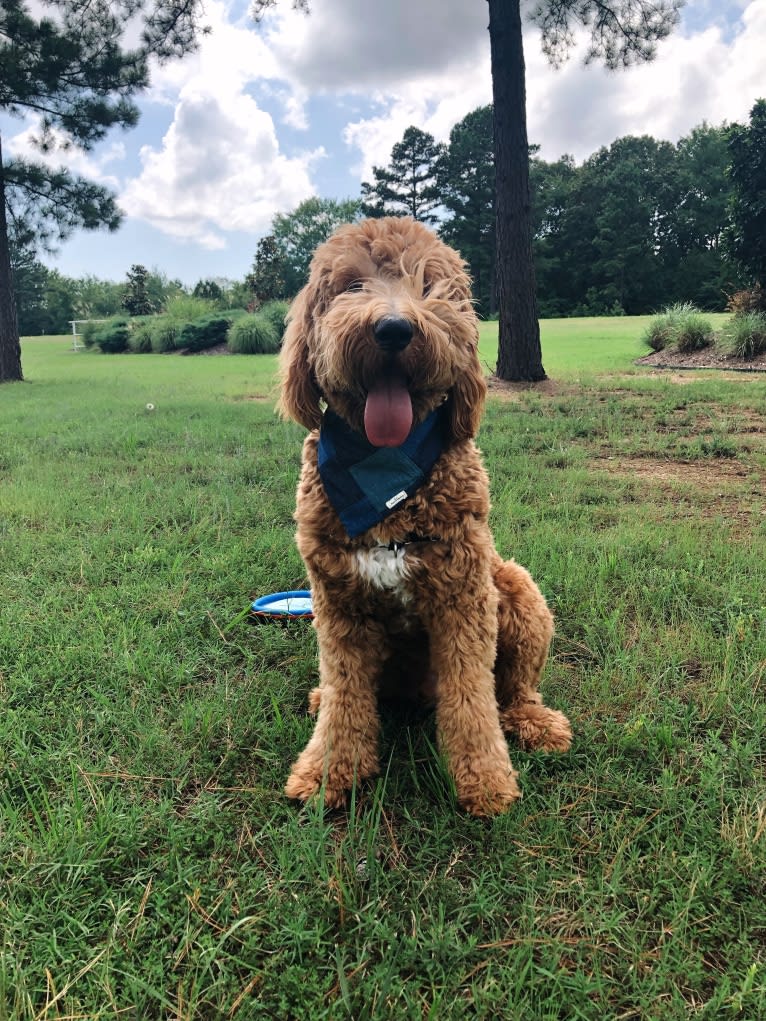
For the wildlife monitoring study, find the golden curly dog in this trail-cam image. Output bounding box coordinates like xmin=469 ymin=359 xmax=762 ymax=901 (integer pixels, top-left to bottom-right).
xmin=279 ymin=216 xmax=571 ymax=816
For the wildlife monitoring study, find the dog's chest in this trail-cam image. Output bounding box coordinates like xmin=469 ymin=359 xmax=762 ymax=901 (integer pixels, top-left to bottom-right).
xmin=355 ymin=545 xmax=413 ymax=601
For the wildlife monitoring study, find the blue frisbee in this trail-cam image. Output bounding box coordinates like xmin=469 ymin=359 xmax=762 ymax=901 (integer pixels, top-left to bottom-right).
xmin=250 ymin=590 xmax=314 ymax=620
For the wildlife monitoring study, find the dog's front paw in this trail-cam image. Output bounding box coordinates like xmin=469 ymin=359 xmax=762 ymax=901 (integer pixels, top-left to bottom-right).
xmin=501 ymin=705 xmax=573 ymax=753
xmin=456 ymin=768 xmax=521 ymax=817
xmin=284 ymin=761 xmax=349 ymax=809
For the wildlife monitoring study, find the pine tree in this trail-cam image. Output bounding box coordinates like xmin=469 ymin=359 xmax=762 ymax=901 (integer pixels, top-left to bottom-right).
xmin=490 ymin=0 xmax=684 ymax=381
xmin=0 ymin=0 xmax=206 ymax=382
xmin=361 ymin=127 xmax=445 ymax=225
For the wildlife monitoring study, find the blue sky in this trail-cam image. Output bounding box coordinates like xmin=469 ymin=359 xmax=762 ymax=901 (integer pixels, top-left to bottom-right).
xmin=5 ymin=0 xmax=765 ymax=286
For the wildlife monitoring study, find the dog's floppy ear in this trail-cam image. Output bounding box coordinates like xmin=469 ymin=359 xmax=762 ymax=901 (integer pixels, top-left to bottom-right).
xmin=278 ymin=287 xmax=323 ymax=430
xmin=447 ymin=346 xmax=487 ymax=441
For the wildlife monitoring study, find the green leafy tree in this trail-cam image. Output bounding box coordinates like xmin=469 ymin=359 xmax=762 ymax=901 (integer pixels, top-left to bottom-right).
xmin=147 ymin=270 xmax=185 ymax=313
xmin=669 ymin=122 xmax=741 ymax=309
xmin=0 ymin=0 xmax=206 ymax=382
xmin=270 ymin=197 xmax=362 ymax=295
xmin=361 ymin=127 xmax=445 ymax=224
xmin=74 ymin=275 xmax=124 ymax=320
xmin=11 ymin=245 xmax=48 ymax=336
xmin=489 ymin=0 xmax=684 ymax=380
xmin=567 ymin=135 xmax=679 ymax=314
xmin=529 ymin=152 xmax=579 ymax=317
xmin=438 ymin=106 xmax=496 ymax=317
xmin=725 ymin=99 xmax=766 ymax=290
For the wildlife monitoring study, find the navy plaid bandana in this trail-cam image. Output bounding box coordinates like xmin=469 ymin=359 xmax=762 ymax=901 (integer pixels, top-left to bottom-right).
xmin=317 ymin=406 xmax=447 ymax=538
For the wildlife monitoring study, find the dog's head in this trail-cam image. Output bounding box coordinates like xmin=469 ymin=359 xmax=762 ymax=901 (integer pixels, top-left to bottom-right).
xmin=278 ymin=217 xmax=486 ymax=446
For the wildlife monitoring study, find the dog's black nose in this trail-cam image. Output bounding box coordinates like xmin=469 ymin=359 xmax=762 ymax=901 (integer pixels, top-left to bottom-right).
xmin=373 ymin=316 xmax=413 ymax=352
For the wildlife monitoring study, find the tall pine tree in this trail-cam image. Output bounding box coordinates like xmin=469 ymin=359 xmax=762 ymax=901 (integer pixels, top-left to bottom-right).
xmin=491 ymin=0 xmax=684 ymax=380
xmin=0 ymin=0 xmax=206 ymax=382
xmin=360 ymin=127 xmax=445 ymax=224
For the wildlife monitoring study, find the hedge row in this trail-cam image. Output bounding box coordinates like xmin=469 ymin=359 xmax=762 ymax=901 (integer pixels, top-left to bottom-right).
xmin=83 ymin=301 xmax=290 ymax=355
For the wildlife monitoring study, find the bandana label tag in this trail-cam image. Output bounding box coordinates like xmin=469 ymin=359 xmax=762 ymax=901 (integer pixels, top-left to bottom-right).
xmin=385 ymin=490 xmax=408 ymax=509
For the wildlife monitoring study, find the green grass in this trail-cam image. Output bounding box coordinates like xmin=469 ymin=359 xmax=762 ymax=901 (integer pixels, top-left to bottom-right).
xmin=2 ymin=327 xmax=765 ymax=1019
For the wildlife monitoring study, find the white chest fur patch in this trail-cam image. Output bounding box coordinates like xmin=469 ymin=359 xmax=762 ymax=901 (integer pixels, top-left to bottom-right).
xmin=355 ymin=546 xmax=412 ymax=599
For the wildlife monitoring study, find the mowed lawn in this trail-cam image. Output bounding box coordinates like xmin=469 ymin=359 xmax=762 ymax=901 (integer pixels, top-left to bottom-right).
xmin=1 ymin=321 xmax=765 ymax=1019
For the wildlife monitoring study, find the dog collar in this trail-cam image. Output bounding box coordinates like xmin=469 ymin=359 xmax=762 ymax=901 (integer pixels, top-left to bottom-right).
xmin=317 ymin=406 xmax=447 ymax=538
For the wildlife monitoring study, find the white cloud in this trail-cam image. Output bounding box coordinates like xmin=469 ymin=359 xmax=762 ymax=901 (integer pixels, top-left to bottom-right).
xmin=118 ymin=0 xmax=323 ymax=246
xmin=121 ymin=88 xmax=322 ymax=247
xmin=263 ymin=0 xmax=488 ymax=92
xmin=322 ymin=0 xmax=766 ymax=175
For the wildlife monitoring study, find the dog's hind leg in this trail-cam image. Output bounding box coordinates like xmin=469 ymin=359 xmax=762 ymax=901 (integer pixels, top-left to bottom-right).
xmin=492 ymin=556 xmax=572 ymax=753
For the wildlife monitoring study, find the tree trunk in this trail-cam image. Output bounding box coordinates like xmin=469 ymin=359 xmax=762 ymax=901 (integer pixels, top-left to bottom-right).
xmin=488 ymin=0 xmax=546 ymax=381
xmin=0 ymin=134 xmax=24 ymax=383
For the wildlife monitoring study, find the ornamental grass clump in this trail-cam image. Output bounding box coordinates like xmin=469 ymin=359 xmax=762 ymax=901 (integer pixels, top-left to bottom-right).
xmin=722 ymin=311 xmax=766 ymax=359
xmin=674 ymin=310 xmax=714 ymax=353
xmin=643 ymin=303 xmax=713 ymax=353
xmin=258 ymin=300 xmax=290 ymax=343
xmin=228 ymin=314 xmax=280 ymax=354
xmin=127 ymin=322 xmax=154 ymax=353
xmin=150 ymin=318 xmax=181 ymax=353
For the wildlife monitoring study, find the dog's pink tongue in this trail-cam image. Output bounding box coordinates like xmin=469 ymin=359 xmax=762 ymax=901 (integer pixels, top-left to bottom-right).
xmin=364 ymin=372 xmax=413 ymax=447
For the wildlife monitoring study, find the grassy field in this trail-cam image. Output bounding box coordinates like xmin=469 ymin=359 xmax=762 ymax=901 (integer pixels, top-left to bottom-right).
xmin=1 ymin=322 xmax=765 ymax=1019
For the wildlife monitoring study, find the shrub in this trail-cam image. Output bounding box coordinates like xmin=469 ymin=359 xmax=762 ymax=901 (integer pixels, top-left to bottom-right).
xmin=177 ymin=315 xmax=231 ymax=353
xmin=258 ymin=300 xmax=290 ymax=343
xmin=79 ymin=320 xmax=101 ymax=348
xmin=643 ymin=303 xmax=713 ymax=353
xmin=228 ymin=314 xmax=280 ymax=354
xmin=128 ymin=322 xmax=154 ymax=353
xmin=150 ymin=319 xmax=181 ymax=353
xmin=93 ymin=317 xmax=130 ymax=353
xmin=726 ymin=284 xmax=766 ymax=315
xmin=722 ymin=312 xmax=766 ymax=359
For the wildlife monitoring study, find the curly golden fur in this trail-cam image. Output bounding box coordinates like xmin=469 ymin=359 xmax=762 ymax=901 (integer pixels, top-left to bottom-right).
xmin=279 ymin=217 xmax=571 ymax=816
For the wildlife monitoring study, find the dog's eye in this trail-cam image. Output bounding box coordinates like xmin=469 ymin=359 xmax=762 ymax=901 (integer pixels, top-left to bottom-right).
xmin=345 ymin=280 xmax=365 ymax=293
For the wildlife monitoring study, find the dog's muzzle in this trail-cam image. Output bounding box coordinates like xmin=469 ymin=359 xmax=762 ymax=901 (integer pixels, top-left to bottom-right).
xmin=373 ymin=316 xmax=413 ymax=353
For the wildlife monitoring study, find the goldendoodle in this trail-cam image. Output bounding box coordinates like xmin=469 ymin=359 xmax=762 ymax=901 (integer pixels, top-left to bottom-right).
xmin=279 ymin=216 xmax=571 ymax=816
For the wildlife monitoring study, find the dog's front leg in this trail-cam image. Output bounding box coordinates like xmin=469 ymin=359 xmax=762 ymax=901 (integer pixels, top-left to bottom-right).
xmin=285 ymin=589 xmax=383 ymax=809
xmin=426 ymin=562 xmax=521 ymax=816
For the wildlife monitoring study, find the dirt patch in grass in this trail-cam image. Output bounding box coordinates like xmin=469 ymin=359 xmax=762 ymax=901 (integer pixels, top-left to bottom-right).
xmin=487 ymin=375 xmax=561 ymax=398
xmin=637 ymin=349 xmax=766 ymax=372
xmin=593 ymin=454 xmax=753 ymax=486
xmin=590 ymin=454 xmax=766 ymax=525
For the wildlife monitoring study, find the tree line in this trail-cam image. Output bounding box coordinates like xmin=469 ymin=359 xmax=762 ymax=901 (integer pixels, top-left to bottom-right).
xmin=13 ymin=97 xmax=765 ymax=337
xmin=10 ymin=94 xmax=765 ymax=339
xmin=248 ymin=103 xmax=764 ymax=319
xmin=0 ymin=1 xmax=696 ymax=382
xmin=5 ymin=0 xmax=764 ymax=383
